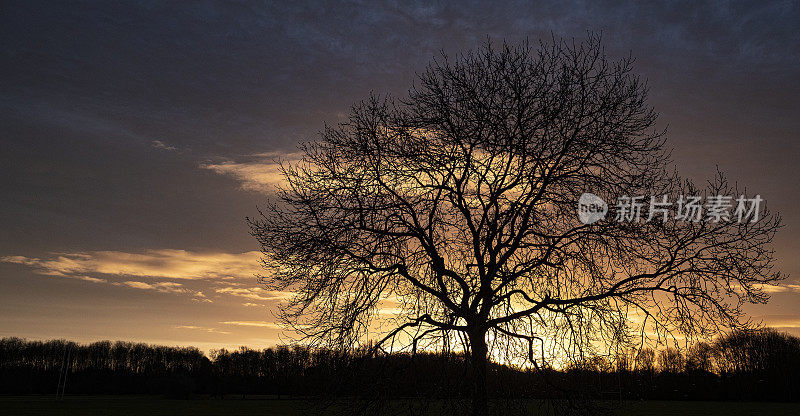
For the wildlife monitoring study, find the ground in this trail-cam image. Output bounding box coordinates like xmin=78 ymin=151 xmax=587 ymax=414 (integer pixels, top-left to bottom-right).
xmin=0 ymin=396 xmax=798 ymax=415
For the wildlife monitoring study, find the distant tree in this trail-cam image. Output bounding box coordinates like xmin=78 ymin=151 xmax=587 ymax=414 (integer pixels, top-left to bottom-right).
xmin=686 ymin=342 xmax=714 ymax=373
xmin=249 ymin=34 xmax=783 ymax=415
xmin=657 ymin=347 xmax=684 ymax=373
xmin=634 ymin=347 xmax=656 ymax=373
xmin=613 ymin=349 xmax=633 ymax=373
xmin=714 ymin=328 xmax=800 ymax=374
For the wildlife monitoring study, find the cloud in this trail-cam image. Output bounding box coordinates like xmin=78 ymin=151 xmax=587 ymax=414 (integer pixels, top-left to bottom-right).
xmin=754 ymin=283 xmax=800 ymax=294
xmin=122 ymin=281 xmax=181 ymax=290
xmin=218 ymin=321 xmax=304 ymax=331
xmin=115 ymin=280 xmax=209 ymax=302
xmin=0 ymin=250 xmax=271 ymax=303
xmin=174 ymin=325 xmax=230 ymax=334
xmin=152 ymin=140 xmax=177 ymax=151
xmin=200 ymin=152 xmax=302 ymax=194
xmin=220 ymin=320 xmax=279 ymax=328
xmin=377 ymin=306 xmax=404 ymax=316
xmin=215 ymin=286 xmax=292 ymax=302
xmin=1 ymin=250 xmax=262 ymax=281
xmin=757 ymin=315 xmax=800 ymax=328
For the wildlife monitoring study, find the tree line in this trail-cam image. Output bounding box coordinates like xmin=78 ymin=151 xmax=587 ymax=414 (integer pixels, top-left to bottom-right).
xmin=1 ymin=328 xmax=798 ymax=401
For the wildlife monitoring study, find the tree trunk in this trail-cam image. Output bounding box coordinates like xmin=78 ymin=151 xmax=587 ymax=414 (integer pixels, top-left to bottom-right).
xmin=469 ymin=329 xmax=489 ymax=416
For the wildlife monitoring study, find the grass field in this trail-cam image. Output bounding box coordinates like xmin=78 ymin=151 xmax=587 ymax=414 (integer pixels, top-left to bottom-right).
xmin=1 ymin=395 xmax=798 ymax=415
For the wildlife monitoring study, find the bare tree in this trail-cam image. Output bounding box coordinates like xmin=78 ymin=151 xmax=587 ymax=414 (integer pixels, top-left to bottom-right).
xmin=634 ymin=347 xmax=656 ymax=373
xmin=657 ymin=347 xmax=684 ymax=374
xmin=686 ymin=342 xmax=714 ymax=373
xmin=249 ymin=35 xmax=782 ymax=415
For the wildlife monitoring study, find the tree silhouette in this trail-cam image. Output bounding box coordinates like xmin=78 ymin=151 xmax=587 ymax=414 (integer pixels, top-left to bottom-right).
xmin=657 ymin=347 xmax=684 ymax=374
xmin=3 ymin=331 xmax=800 ymax=402
xmin=249 ymin=34 xmax=783 ymax=415
xmin=634 ymin=347 xmax=656 ymax=373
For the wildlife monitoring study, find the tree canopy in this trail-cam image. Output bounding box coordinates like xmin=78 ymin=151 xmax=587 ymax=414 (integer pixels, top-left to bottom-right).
xmin=249 ymin=35 xmax=782 ymax=415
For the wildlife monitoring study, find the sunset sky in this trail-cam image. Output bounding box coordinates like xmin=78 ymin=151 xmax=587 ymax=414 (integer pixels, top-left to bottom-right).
xmin=1 ymin=1 xmax=799 ymax=353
